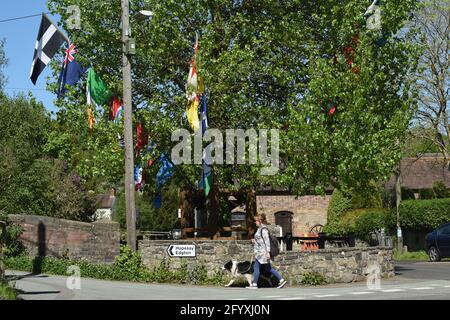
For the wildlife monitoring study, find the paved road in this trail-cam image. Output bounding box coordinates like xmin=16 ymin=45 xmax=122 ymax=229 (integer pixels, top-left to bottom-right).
xmin=5 ymin=261 xmax=450 ymax=300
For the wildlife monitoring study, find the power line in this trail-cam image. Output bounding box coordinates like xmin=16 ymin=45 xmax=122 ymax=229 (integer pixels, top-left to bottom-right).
xmin=0 ymin=12 xmax=50 ymax=23
xmin=4 ymin=87 xmax=48 ymax=91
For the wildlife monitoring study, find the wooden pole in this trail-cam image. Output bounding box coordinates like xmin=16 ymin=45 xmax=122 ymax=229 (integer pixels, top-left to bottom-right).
xmin=121 ymin=0 xmax=136 ymax=251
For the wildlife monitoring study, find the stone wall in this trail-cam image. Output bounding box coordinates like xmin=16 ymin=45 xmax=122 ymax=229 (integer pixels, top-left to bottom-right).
xmin=138 ymin=239 xmax=394 ymax=285
xmin=8 ymin=214 xmax=120 ymax=264
xmin=256 ymin=195 xmax=331 ymax=236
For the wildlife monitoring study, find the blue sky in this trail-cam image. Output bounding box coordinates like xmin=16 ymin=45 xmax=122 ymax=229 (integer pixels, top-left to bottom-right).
xmin=1 ymin=1 xmax=60 ymax=113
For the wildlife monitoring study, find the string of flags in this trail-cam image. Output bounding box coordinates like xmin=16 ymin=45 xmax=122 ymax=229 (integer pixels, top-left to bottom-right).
xmin=28 ymin=13 xmax=178 ymax=208
xmin=185 ymin=35 xmax=212 ymax=197
xmin=27 ymin=3 xmax=384 ymax=205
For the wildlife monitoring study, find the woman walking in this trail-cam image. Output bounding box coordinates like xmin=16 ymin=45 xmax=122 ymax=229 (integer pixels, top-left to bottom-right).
xmin=247 ymin=213 xmax=287 ymax=289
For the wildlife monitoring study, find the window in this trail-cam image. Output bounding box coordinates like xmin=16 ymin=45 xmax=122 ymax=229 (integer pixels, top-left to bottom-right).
xmin=439 ymin=225 xmax=450 ymax=235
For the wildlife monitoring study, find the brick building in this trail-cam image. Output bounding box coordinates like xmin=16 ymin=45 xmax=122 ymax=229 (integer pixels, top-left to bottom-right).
xmin=256 ymin=193 xmax=331 ymax=237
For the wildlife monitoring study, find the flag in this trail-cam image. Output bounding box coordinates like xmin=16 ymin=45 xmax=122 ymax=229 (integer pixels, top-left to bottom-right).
xmin=156 ymin=154 xmax=175 ymax=190
xmin=365 ymin=0 xmax=382 ymax=31
xmin=186 ymin=36 xmax=200 ymax=99
xmin=187 ymin=94 xmax=200 ymax=132
xmin=111 ymin=97 xmax=124 ymax=125
xmin=200 ymin=94 xmax=208 ymax=135
xmin=186 ymin=35 xmax=204 ymax=132
xmin=327 ymin=103 xmax=337 ymax=116
xmin=87 ymin=106 xmax=96 ymax=130
xmin=153 ymin=193 xmax=162 ymax=209
xmin=135 ymin=121 xmax=149 ymax=154
xmin=135 ymin=164 xmax=143 ymax=191
xmin=57 ymin=42 xmax=85 ymax=97
xmin=30 ymin=14 xmax=67 ymax=85
xmin=87 ymin=68 xmax=113 ymax=106
xmin=86 ymin=79 xmax=97 ymax=130
xmin=200 ymin=94 xmax=212 ymax=196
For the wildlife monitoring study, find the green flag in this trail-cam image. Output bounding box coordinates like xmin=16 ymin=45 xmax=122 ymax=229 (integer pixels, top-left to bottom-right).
xmin=87 ymin=68 xmax=113 ymax=105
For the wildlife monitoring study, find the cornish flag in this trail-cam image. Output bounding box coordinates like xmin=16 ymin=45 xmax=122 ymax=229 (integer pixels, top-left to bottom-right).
xmin=30 ymin=14 xmax=67 ymax=85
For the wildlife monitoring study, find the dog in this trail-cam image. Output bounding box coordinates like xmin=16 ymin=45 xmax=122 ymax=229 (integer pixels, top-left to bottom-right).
xmin=222 ymin=260 xmax=277 ymax=287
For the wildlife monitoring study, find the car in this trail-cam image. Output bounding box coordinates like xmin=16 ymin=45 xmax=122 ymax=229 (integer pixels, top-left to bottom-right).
xmin=425 ymin=222 xmax=450 ymax=262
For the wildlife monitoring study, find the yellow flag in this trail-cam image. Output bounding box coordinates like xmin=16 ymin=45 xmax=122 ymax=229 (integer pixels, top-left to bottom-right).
xmin=87 ymin=106 xmax=96 ymax=130
xmin=187 ymin=95 xmax=200 ymax=132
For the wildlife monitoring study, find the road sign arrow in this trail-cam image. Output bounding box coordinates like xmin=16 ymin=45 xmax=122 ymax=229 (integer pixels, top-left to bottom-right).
xmin=167 ymin=245 xmax=174 ymax=256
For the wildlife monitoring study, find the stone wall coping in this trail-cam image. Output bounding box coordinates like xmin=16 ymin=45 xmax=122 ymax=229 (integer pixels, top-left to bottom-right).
xmin=8 ymin=214 xmax=119 ymax=231
xmin=138 ymin=240 xmax=392 ymax=252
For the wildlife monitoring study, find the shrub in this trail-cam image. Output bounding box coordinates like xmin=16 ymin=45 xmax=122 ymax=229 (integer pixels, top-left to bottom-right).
xmin=113 ymin=245 xmax=151 ymax=282
xmin=401 ymin=187 xmax=416 ymax=200
xmin=432 ymin=181 xmax=449 ymax=199
xmin=0 ymin=281 xmax=18 ymax=300
xmin=341 ymin=208 xmax=394 ymax=242
xmin=397 ymin=198 xmax=450 ymax=231
xmin=326 ymin=189 xmax=352 ymax=226
xmin=1 ymin=223 xmax=24 ymax=257
xmin=419 ymin=188 xmax=435 ymax=200
xmin=300 ymin=271 xmax=327 ymax=286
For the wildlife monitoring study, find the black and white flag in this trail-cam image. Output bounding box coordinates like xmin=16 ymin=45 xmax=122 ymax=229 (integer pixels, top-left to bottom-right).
xmin=30 ymin=14 xmax=67 ymax=85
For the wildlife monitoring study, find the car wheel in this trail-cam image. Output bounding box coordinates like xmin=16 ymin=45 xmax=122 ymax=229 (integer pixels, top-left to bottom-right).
xmin=428 ymin=246 xmax=441 ymax=262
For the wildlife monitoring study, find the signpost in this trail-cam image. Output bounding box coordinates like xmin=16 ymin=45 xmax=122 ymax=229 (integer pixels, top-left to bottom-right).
xmin=167 ymin=245 xmax=196 ymax=257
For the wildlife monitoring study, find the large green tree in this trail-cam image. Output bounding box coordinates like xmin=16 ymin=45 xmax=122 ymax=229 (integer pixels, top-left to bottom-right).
xmin=46 ymin=0 xmax=420 ymax=205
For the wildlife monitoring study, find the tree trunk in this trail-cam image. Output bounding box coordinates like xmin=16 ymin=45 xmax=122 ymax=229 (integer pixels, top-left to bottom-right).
xmin=180 ymin=189 xmax=194 ymax=239
xmin=206 ymin=183 xmax=220 ymax=239
xmin=246 ymin=190 xmax=257 ymax=239
xmin=395 ymin=167 xmax=403 ymax=253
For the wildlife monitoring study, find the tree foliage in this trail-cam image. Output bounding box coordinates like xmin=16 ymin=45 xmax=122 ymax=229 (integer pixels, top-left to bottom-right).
xmin=410 ymin=0 xmax=450 ymax=166
xmin=0 ymin=39 xmax=7 ymax=91
xmin=46 ymin=0 xmax=421 ymax=199
xmin=0 ymin=94 xmax=95 ymax=221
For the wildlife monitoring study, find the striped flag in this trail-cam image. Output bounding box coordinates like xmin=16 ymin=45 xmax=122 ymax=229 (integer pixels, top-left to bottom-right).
xmin=30 ymin=14 xmax=67 ymax=85
xmin=186 ymin=35 xmax=204 ymax=132
xmin=200 ymin=94 xmax=212 ymax=197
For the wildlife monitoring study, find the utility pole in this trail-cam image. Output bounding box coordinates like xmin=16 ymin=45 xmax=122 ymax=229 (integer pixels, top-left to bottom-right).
xmin=121 ymin=0 xmax=136 ymax=251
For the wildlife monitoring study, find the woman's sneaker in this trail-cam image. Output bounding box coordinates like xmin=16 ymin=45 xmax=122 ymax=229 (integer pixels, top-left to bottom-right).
xmin=277 ymin=279 xmax=287 ymax=289
xmin=246 ymin=283 xmax=258 ymax=289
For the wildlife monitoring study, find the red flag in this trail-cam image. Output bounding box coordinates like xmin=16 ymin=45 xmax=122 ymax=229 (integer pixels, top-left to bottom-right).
xmin=135 ymin=121 xmax=148 ymax=154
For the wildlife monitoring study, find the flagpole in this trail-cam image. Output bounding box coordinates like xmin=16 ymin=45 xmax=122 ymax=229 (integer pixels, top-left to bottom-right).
xmin=121 ymin=0 xmax=137 ymax=251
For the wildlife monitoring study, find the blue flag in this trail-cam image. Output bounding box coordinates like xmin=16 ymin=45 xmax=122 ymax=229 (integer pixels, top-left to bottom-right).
xmin=57 ymin=43 xmax=85 ymax=97
xmin=153 ymin=193 xmax=162 ymax=209
xmin=200 ymin=94 xmax=212 ymax=196
xmin=156 ymin=154 xmax=175 ymax=190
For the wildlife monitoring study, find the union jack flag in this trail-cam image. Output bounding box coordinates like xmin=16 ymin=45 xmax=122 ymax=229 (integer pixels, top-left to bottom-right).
xmin=57 ymin=42 xmax=85 ymax=97
xmin=64 ymin=43 xmax=78 ymax=66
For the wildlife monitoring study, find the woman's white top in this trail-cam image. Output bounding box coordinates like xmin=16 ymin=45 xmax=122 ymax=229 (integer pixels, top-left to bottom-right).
xmin=253 ymin=224 xmax=271 ymax=264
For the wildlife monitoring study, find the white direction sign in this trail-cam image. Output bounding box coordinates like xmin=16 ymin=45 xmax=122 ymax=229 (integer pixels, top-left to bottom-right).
xmin=167 ymin=244 xmax=196 ymax=257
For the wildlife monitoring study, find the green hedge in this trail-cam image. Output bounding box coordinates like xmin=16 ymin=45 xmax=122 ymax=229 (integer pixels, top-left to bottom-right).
xmin=4 ymin=246 xmax=224 ymax=286
xmin=340 ymin=208 xmax=394 ymax=241
xmin=397 ymin=198 xmax=450 ymax=231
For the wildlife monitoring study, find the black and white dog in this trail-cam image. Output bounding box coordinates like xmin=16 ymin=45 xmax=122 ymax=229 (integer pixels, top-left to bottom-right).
xmin=222 ymin=260 xmax=276 ymax=287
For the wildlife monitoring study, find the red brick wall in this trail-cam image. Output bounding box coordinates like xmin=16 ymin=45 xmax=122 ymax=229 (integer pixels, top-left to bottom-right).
xmin=8 ymin=215 xmax=120 ymax=264
xmin=256 ymin=195 xmax=331 ymax=236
